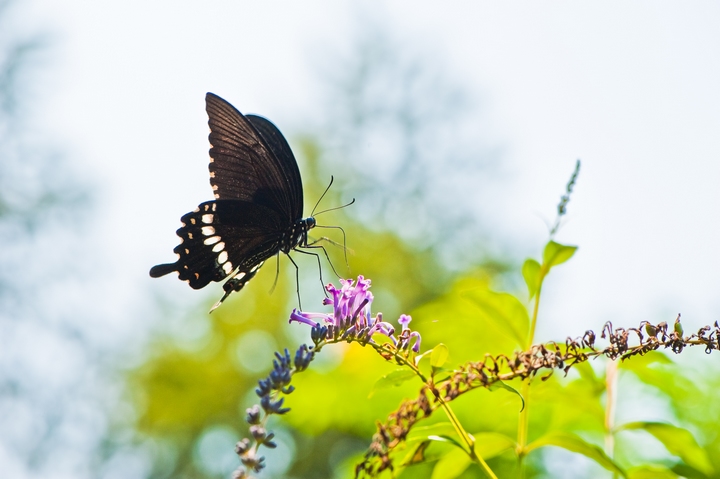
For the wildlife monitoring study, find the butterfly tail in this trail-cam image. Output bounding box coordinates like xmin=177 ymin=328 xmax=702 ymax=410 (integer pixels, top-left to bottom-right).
xmin=149 ymin=263 xmax=177 ymax=278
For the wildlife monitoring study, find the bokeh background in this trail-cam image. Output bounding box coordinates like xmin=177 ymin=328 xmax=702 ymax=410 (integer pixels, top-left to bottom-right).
xmin=2 ymin=1 xmax=720 ymax=478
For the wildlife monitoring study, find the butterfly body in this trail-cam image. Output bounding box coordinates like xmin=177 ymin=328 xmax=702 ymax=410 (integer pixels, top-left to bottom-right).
xmin=150 ymin=93 xmax=317 ymax=309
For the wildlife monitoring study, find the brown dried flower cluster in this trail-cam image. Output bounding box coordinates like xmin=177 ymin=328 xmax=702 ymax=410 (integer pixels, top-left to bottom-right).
xmin=356 ymin=317 xmax=720 ymax=477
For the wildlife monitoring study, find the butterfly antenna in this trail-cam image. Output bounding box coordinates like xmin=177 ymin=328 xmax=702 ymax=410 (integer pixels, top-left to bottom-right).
xmin=313 ymin=197 xmax=356 ymax=217
xmin=311 ymin=176 xmax=335 ymax=216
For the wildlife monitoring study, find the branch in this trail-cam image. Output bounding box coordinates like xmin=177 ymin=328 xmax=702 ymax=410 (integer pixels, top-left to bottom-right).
xmin=356 ymin=316 xmax=718 ymax=476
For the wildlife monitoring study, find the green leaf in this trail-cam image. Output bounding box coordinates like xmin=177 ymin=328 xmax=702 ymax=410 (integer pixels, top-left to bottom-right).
xmin=572 ymin=360 xmax=603 ymax=388
xmin=627 ymin=465 xmax=679 ymax=479
xmin=617 ymin=422 xmax=713 ymax=475
xmin=542 ymin=241 xmax=578 ymax=270
xmin=430 ymin=343 xmax=449 ymax=375
xmin=522 ymin=258 xmax=542 ymax=298
xmin=414 ymin=347 xmax=434 ymax=366
xmin=671 ymin=463 xmax=712 ymax=478
xmin=427 ymin=434 xmax=467 ymax=452
xmin=527 ymin=431 xmax=626 ymax=477
xmin=400 ymin=440 xmax=432 ymax=466
xmin=488 ymin=380 xmax=525 ymax=411
xmin=431 ymin=446 xmax=471 ymax=479
xmin=619 ymin=352 xmax=702 ymax=404
xmin=472 ymin=432 xmax=516 ymax=459
xmin=368 ymin=369 xmax=416 ymax=397
xmin=463 ymin=288 xmax=530 ymax=348
xmin=406 ymin=423 xmax=457 ymax=444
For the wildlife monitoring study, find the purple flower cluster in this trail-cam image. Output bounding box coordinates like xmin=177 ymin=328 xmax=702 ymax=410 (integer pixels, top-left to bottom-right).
xmin=290 ymin=276 xmax=421 ymax=353
xmin=232 ymin=346 xmax=315 ymax=478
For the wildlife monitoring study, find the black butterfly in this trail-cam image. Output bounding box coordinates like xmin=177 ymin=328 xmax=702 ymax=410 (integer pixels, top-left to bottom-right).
xmin=150 ymin=92 xmax=324 ymax=310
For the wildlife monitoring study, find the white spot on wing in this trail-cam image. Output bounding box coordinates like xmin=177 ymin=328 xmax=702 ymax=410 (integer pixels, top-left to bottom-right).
xmin=212 ymin=242 xmax=225 ymax=253
xmin=236 ymin=272 xmax=246 ymax=280
xmin=223 ymin=262 xmax=233 ymax=274
xmin=188 ymin=233 xmax=193 ymax=239
xmin=212 ymin=203 xmax=216 ymax=211
xmin=218 ymin=251 xmax=228 ymax=263
xmin=204 ymin=236 xmax=221 ymax=245
xmin=201 ymin=226 xmax=215 ymax=236
xmin=193 ymin=207 xmax=200 ymax=213
xmin=202 ymin=214 xmax=214 ymax=224
xmin=190 ymin=218 xmax=196 ymax=225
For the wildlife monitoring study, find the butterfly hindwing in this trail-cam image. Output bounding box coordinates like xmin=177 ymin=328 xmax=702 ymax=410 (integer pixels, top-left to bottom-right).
xmin=150 ymin=200 xmax=286 ymax=289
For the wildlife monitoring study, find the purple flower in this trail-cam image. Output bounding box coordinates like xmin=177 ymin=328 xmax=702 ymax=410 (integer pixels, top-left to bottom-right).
xmin=289 ymin=276 xmax=420 ymax=351
xmin=289 ymin=309 xmax=325 ymax=327
xmin=409 ymin=331 xmax=421 ymax=353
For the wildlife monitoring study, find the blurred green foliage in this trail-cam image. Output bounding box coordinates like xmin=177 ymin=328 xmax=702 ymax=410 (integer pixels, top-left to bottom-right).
xmin=131 ymin=140 xmax=720 ymax=478
xmin=129 ymin=34 xmax=720 ymax=479
xmin=131 ymin=138 xmax=505 ymax=478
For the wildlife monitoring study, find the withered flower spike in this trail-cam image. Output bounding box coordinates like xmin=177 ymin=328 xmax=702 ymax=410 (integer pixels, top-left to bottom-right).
xmin=356 ymin=316 xmax=720 ymax=477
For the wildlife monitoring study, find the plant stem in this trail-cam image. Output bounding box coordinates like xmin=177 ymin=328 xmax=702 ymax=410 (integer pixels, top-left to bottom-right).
xmin=527 ymin=284 xmax=542 ymax=348
xmin=433 ymin=393 xmax=498 ymax=479
xmin=517 ymin=283 xmax=542 ymax=473
xmin=605 ymin=359 xmax=618 ymax=479
xmin=516 ymin=379 xmax=531 ymax=471
xmin=371 ymin=343 xmax=498 ymax=479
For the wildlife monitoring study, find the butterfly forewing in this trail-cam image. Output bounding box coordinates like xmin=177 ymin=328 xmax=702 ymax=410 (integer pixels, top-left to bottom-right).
xmin=206 ymin=93 xmax=300 ymax=221
xmin=245 ymin=115 xmax=303 ymax=220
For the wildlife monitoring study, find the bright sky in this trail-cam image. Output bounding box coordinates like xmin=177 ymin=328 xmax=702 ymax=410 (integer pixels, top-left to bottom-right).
xmin=22 ymin=0 xmax=720 ymax=341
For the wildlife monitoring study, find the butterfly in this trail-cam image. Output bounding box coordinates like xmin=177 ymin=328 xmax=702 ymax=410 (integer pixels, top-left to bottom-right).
xmin=150 ymin=92 xmax=329 ymax=311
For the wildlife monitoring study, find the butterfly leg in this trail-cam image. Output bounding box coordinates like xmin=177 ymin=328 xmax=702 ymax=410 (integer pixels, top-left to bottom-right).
xmin=293 ymin=247 xmax=331 ymax=298
xmin=310 ymin=224 xmax=352 ymax=270
xmin=302 ymin=240 xmax=344 ymax=280
xmin=268 ymin=253 xmax=281 ymax=295
xmin=284 ymin=253 xmax=303 ymax=309
xmin=209 ymin=265 xmax=262 ymax=313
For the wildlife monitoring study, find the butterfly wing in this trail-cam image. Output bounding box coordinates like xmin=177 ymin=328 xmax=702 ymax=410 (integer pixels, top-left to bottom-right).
xmin=245 ymin=114 xmax=303 ymax=219
xmin=151 ymin=93 xmax=307 ymax=307
xmin=205 ymin=93 xmax=303 ymax=222
xmin=149 ymin=200 xmax=285 ymax=289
